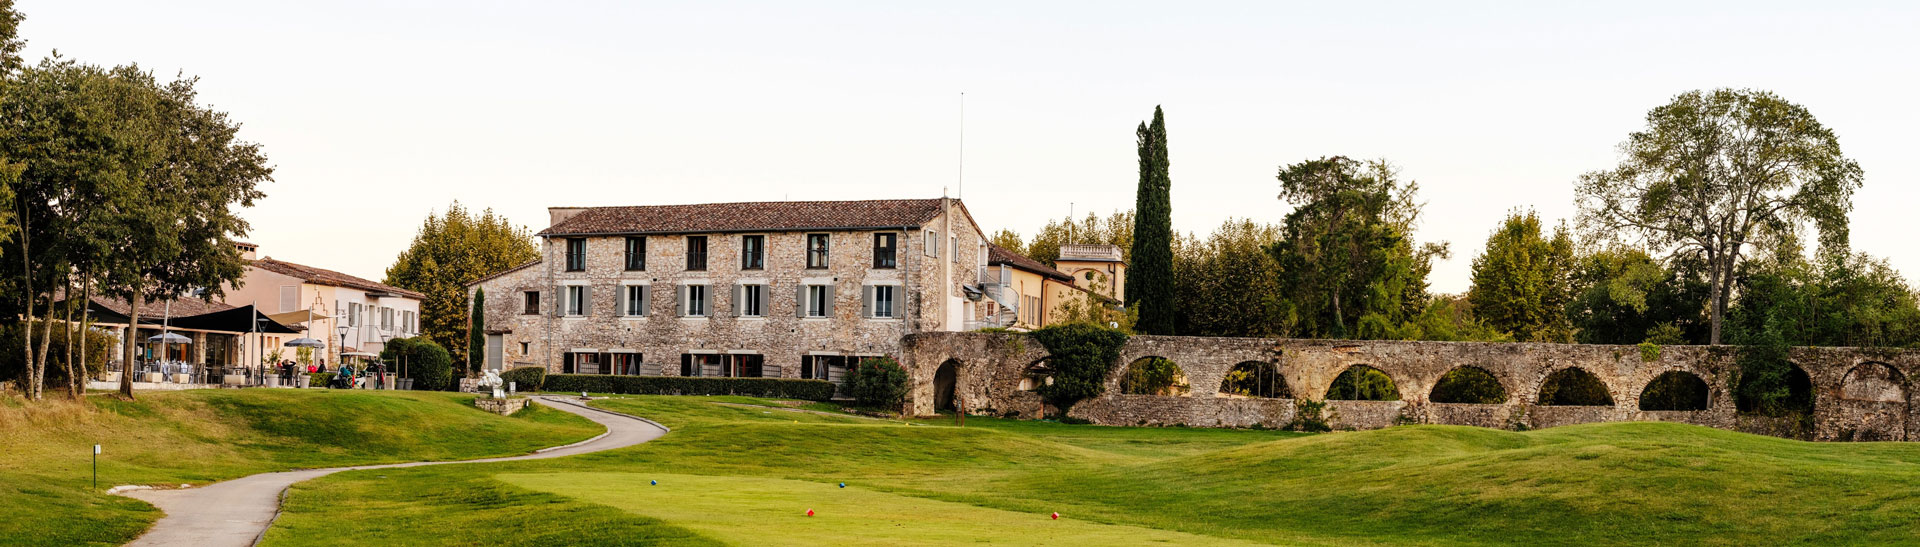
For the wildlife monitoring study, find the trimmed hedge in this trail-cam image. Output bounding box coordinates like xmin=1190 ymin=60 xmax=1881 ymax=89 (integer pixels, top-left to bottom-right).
xmin=542 ymin=374 xmax=836 ymax=401
xmin=501 ymin=367 xmax=547 ymax=392
xmin=308 ymin=372 xmax=337 ymax=386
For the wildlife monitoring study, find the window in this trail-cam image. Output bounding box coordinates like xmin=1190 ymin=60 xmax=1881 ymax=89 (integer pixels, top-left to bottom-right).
xmin=951 ymin=236 xmax=958 ymax=263
xmin=741 ymin=235 xmax=764 ymax=270
xmin=523 ymin=291 xmax=540 ymax=315
xmin=806 ymin=234 xmax=830 ymax=268
xmin=684 ymin=284 xmax=708 ymax=317
xmin=625 ymin=237 xmax=646 ymax=271
xmin=737 ymin=284 xmax=765 ymax=317
xmin=685 ymin=236 xmax=707 ymax=271
xmin=279 ymin=286 xmax=297 ymax=313
xmin=381 ymin=307 xmax=393 ymax=330
xmin=566 ymin=352 xmax=602 ymax=374
xmin=925 ymin=230 xmax=939 ymax=257
xmin=519 ymin=341 xmax=529 ymax=354
xmin=609 ymin=353 xmax=642 ymax=375
xmin=565 ymin=238 xmax=586 ymax=271
xmin=870 ymin=285 xmax=896 ymax=318
xmin=565 ymin=286 xmax=587 ymax=316
xmin=873 ymin=233 xmax=897 ymax=268
xmin=680 ymin=353 xmax=722 ymax=377
xmin=723 ymin=354 xmax=764 ymax=378
xmin=348 ymin=302 xmax=360 ymax=326
xmin=800 ymin=355 xmax=848 ymax=381
xmin=802 ymin=285 xmax=831 ymax=318
xmin=624 ymin=285 xmax=648 ymax=317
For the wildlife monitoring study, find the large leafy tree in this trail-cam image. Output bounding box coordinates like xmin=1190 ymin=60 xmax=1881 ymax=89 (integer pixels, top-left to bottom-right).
xmin=3 ymin=59 xmax=267 ymax=399
xmin=1564 ymin=247 xmax=1709 ymax=345
xmin=1466 ymin=211 xmax=1574 ymax=342
xmin=384 ymin=203 xmax=537 ymax=371
xmin=1127 ymin=106 xmax=1175 ymax=334
xmin=1576 ymin=89 xmax=1863 ymax=344
xmin=1268 ymin=157 xmax=1446 ymax=340
xmin=1170 ymin=219 xmax=1289 ymax=337
xmin=0 ymin=0 xmax=21 ymax=74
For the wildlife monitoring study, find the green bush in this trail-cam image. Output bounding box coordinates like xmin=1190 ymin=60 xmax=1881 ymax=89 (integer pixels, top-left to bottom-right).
xmin=1429 ymin=366 xmax=1507 ymax=404
xmin=543 ymin=374 xmax=836 ymax=401
xmin=1326 ymin=366 xmax=1400 ymax=401
xmin=847 ymin=357 xmax=909 ymax=408
xmin=1030 ymin=323 xmax=1130 ymax=410
xmin=0 ymin=320 xmax=116 ymax=387
xmin=380 ymin=337 xmax=454 ymax=391
xmin=308 ymin=372 xmax=337 ymax=386
xmin=501 ymin=367 xmax=546 ymax=392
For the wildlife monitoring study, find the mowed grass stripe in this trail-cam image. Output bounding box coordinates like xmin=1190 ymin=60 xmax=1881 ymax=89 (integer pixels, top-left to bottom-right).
xmin=499 ymin=472 xmax=1259 ymax=546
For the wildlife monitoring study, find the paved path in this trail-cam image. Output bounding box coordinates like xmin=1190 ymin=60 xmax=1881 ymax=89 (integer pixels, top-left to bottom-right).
xmin=121 ymin=396 xmax=666 ymax=547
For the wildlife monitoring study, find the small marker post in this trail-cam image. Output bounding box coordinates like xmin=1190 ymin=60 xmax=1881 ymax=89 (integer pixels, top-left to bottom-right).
xmin=92 ymin=445 xmax=100 ymax=490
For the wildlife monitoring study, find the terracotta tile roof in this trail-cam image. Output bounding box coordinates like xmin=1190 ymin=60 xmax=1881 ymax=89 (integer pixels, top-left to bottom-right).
xmin=251 ymin=258 xmax=426 ymax=299
xmin=465 ymin=259 xmax=542 ymax=287
xmin=89 ymin=296 xmax=236 ymax=320
xmin=988 ymin=244 xmax=1074 ymax=282
xmin=536 ymin=198 xmax=957 ymax=236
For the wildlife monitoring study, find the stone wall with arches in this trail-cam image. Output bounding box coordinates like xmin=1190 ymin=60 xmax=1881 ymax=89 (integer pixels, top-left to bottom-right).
xmin=899 ymin=332 xmax=1920 ymax=441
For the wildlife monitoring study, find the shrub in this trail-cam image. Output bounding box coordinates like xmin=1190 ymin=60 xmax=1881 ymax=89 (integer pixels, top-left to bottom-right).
xmin=1029 ymin=323 xmax=1129 ymax=410
xmin=1430 ymin=367 xmax=1506 ymax=404
xmin=0 ymin=320 xmax=116 ymax=387
xmin=501 ymin=367 xmax=546 ymax=392
xmin=380 ymin=337 xmax=454 ymax=391
xmin=542 ymin=374 xmax=836 ymax=401
xmin=847 ymin=357 xmax=909 ymax=408
xmin=307 ymin=372 xmax=336 ymax=386
xmin=1120 ymin=357 xmax=1188 ymax=396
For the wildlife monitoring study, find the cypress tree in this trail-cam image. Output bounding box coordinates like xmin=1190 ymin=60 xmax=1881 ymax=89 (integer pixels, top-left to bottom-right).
xmin=468 ymin=289 xmax=485 ymax=374
xmin=1127 ymin=106 xmax=1175 ymax=334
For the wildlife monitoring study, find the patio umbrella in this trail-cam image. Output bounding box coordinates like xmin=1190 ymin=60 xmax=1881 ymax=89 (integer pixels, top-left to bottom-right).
xmin=283 ymin=337 xmax=328 ymax=348
xmin=341 ymin=351 xmax=380 ymax=358
xmin=147 ymin=332 xmax=192 ymax=344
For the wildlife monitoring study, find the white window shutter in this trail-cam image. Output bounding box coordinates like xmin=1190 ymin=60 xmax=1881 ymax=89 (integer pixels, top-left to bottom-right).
xmin=553 ymin=287 xmax=564 ymax=317
xmin=824 ymin=284 xmax=836 ymax=317
xmin=795 ymin=284 xmax=807 ymax=317
xmin=732 ymin=284 xmax=743 ymax=316
xmin=676 ymin=285 xmax=687 ymax=316
xmin=639 ymin=286 xmax=650 ymax=317
xmin=702 ymin=286 xmax=713 ymax=317
xmin=581 ymin=286 xmax=591 ymax=316
xmin=861 ymin=286 xmax=873 ymax=318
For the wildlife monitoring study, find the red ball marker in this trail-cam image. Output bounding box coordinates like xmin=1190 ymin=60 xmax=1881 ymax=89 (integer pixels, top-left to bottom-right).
xmin=806 ymin=509 xmax=815 ymax=517
xmin=1050 ymin=512 xmax=1060 ymax=520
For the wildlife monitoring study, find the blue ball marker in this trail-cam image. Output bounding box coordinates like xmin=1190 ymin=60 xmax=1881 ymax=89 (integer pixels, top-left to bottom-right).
xmin=838 ymin=482 xmax=846 ymax=488
xmin=650 ymin=480 xmax=658 ymax=486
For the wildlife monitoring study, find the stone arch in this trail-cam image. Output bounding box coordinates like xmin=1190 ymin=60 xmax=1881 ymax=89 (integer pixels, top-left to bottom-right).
xmin=1638 ymin=370 xmax=1710 ymax=411
xmin=1218 ymin=361 xmax=1290 ymax=398
xmin=933 ymin=359 xmax=960 ymax=411
xmin=1537 ymin=367 xmax=1615 ymax=406
xmin=1735 ymin=363 xmax=1815 ymax=416
xmin=1429 ymin=366 xmax=1507 ymax=404
xmin=1840 ymin=362 xmax=1908 ymax=403
xmin=1326 ymin=364 xmax=1400 ymax=401
xmin=1119 ymin=356 xmax=1190 ymax=396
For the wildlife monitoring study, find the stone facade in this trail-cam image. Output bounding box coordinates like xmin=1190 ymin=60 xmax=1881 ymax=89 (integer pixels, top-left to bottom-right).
xmin=470 ymin=199 xmax=989 ymax=381
xmin=901 ymin=332 xmax=1920 ymax=441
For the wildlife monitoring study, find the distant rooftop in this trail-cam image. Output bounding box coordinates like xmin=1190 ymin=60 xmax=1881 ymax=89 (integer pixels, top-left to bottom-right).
xmin=251 ymin=258 xmax=425 ymax=299
xmin=1058 ymin=244 xmax=1125 ymax=263
xmin=537 ymin=198 xmax=967 ymax=237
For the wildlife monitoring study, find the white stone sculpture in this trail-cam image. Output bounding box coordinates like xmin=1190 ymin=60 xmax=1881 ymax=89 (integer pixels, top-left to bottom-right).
xmin=477 ymin=369 xmax=505 ymax=399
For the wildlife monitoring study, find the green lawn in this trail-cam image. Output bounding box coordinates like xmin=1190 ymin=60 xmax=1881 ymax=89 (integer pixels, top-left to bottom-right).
xmin=81 ymin=391 xmax=1920 ymax=545
xmin=0 ymin=390 xmax=601 ymax=546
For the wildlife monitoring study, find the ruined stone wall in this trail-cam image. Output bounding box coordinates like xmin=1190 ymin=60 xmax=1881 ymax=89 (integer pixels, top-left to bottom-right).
xmin=901 ymin=332 xmax=1919 ymax=441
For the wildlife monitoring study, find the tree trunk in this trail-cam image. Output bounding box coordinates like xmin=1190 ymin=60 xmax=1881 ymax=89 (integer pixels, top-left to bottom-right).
xmin=18 ymin=205 xmax=36 ymax=400
xmin=63 ymin=276 xmax=78 ymax=398
xmin=75 ymin=276 xmax=93 ymax=399
xmin=1705 ymin=253 xmax=1725 ymax=346
xmin=120 ymin=283 xmax=141 ymax=399
xmin=31 ymin=289 xmax=56 ymax=401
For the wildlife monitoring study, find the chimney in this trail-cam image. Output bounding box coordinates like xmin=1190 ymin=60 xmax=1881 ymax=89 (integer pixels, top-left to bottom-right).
xmin=235 ymin=241 xmax=259 ymax=260
xmin=548 ymin=207 xmax=587 ymax=228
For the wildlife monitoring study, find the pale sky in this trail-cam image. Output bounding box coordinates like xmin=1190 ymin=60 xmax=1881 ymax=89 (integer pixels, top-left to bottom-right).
xmin=19 ymin=1 xmax=1918 ymax=294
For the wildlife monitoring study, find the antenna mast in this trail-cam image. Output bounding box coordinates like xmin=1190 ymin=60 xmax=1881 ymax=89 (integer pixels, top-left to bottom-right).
xmin=957 ymin=92 xmax=965 ymax=199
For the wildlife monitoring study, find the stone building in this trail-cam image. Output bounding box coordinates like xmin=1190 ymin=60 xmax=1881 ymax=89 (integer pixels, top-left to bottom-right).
xmin=467 ymin=198 xmax=989 ymax=384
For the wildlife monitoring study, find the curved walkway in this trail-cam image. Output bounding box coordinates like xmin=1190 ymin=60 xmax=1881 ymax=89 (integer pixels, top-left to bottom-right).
xmin=121 ymin=396 xmax=666 ymax=547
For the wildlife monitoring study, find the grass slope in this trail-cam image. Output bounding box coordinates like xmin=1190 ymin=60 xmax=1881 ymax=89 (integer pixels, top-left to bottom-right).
xmin=264 ymin=395 xmax=1920 ymax=545
xmin=0 ymin=390 xmax=601 ymax=546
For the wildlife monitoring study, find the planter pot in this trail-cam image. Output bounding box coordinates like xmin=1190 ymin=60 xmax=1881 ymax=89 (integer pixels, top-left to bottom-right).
xmin=172 ymin=374 xmax=191 ymax=384
xmin=297 ymin=376 xmax=311 ymax=389
xmin=265 ymin=376 xmax=281 ymax=387
xmin=222 ymin=374 xmax=246 ymax=386
xmin=143 ymin=372 xmax=163 ymax=383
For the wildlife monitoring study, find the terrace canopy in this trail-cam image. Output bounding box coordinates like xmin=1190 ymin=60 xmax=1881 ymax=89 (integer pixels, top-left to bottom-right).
xmin=163 ymin=304 xmax=301 ymax=334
